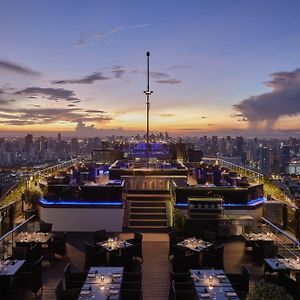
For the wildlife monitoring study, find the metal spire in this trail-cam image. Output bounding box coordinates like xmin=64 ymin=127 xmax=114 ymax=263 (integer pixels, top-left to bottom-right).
xmin=144 ymin=51 xmax=153 ymax=169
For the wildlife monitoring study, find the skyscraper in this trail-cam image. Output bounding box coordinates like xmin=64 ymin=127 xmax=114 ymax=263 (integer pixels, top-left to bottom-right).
xmin=24 ymin=134 xmax=33 ymax=152
xmin=259 ymin=146 xmax=271 ymax=174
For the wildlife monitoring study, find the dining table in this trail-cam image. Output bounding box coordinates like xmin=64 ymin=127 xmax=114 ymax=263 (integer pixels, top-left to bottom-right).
xmin=177 ymin=237 xmax=212 ymax=253
xmin=0 ymin=259 xmax=25 ymax=276
xmin=78 ymin=266 xmax=123 ymax=300
xmin=243 ymin=232 xmax=275 ymax=243
xmin=190 ymin=269 xmax=239 ymax=300
xmin=14 ymin=231 xmax=53 ymax=244
xmin=265 ymin=257 xmax=300 ymax=272
xmin=97 ymin=238 xmax=132 ymax=253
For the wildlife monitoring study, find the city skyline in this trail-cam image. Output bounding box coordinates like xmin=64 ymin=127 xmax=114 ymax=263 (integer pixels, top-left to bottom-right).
xmin=1 ymin=1 xmax=300 ymax=137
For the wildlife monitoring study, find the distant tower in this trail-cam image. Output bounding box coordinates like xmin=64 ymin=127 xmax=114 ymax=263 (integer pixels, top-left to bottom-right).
xmin=58 ymin=132 xmax=62 ymax=142
xmin=144 ymin=51 xmax=153 ymax=168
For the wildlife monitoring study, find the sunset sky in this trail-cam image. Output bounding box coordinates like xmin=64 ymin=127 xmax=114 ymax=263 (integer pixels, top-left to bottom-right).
xmin=1 ymin=0 xmax=300 ymax=137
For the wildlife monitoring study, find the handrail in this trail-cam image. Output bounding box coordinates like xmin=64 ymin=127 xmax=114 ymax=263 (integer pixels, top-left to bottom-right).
xmin=0 ymin=215 xmax=35 ymax=242
xmin=261 ymin=217 xmax=300 ymax=246
xmin=0 ymin=199 xmax=20 ymax=213
xmin=0 ymin=157 xmax=80 ymax=207
xmin=0 ymin=182 xmax=20 ymax=202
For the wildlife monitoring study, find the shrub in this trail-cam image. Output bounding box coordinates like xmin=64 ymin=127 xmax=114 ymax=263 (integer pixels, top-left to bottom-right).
xmin=246 ymin=281 xmax=293 ymax=300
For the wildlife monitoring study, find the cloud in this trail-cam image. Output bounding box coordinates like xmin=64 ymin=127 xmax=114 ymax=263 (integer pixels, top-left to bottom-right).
xmin=111 ymin=66 xmax=125 ymax=78
xmin=0 ymin=88 xmax=10 ymax=105
xmin=135 ymin=24 xmax=150 ymax=28
xmin=74 ymin=121 xmax=141 ymax=137
xmin=111 ymin=26 xmax=123 ymax=33
xmin=157 ymin=113 xmax=174 ymax=117
xmin=237 ymin=117 xmax=248 ymax=122
xmin=15 ymin=87 xmax=79 ymax=101
xmin=51 ymin=72 xmax=111 ymax=84
xmin=85 ymin=110 xmax=106 ymax=113
xmin=168 ymin=65 xmax=190 ymax=71
xmin=150 ymin=72 xmax=169 ymax=79
xmin=179 ymin=128 xmax=204 ymax=131
xmin=0 ymin=60 xmax=41 ymax=76
xmin=231 ymin=113 xmax=244 ymax=118
xmin=155 ymin=79 xmax=182 ymax=85
xmin=234 ymin=68 xmax=300 ymax=129
xmin=0 ymin=106 xmax=112 ymax=126
xmin=74 ymin=26 xmax=123 ymax=48
xmin=0 ymin=99 xmax=8 ymax=105
xmin=75 ymin=32 xmax=107 ymax=48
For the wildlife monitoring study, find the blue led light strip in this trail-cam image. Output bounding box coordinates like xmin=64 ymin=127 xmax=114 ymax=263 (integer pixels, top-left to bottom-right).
xmin=40 ymin=198 xmax=122 ymax=206
xmin=176 ymin=197 xmax=266 ymax=207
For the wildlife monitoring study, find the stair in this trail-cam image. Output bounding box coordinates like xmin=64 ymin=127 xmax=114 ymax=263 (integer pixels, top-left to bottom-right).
xmin=125 ymin=192 xmax=170 ymax=232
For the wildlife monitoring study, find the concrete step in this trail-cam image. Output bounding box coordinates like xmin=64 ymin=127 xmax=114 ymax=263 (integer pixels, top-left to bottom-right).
xmin=130 ymin=207 xmax=166 ymax=213
xmin=130 ymin=201 xmax=166 ymax=208
xmin=129 ymin=219 xmax=168 ymax=227
xmin=130 ymin=213 xmax=167 ymax=220
xmin=127 ymin=197 xmax=169 ymax=202
xmin=124 ymin=226 xmax=169 ymax=233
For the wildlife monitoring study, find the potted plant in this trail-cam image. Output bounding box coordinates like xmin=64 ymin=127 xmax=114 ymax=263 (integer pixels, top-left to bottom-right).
xmin=22 ymin=188 xmax=42 ymax=219
xmin=174 ymin=209 xmax=186 ymax=233
xmin=246 ymin=281 xmax=293 ymax=300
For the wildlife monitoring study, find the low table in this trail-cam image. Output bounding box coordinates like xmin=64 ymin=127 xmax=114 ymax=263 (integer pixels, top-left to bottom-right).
xmin=0 ymin=259 xmax=25 ymax=276
xmin=191 ymin=269 xmax=239 ymax=300
xmin=265 ymin=258 xmax=300 ymax=272
xmin=78 ymin=266 xmax=123 ymax=300
xmin=97 ymin=238 xmax=132 ymax=252
xmin=14 ymin=232 xmax=53 ymax=244
xmin=243 ymin=233 xmax=275 ymax=243
xmin=177 ymin=238 xmax=212 ymax=253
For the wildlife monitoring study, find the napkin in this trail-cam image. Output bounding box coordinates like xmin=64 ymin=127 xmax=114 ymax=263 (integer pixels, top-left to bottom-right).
xmin=112 ymin=273 xmax=121 ymax=278
xmin=227 ymin=292 xmax=237 ymax=297
xmin=199 ymin=293 xmax=210 ymax=298
xmin=80 ymin=290 xmax=90 ymax=295
xmin=109 ymin=289 xmax=118 ymax=295
xmin=87 ymin=273 xmax=96 ymax=278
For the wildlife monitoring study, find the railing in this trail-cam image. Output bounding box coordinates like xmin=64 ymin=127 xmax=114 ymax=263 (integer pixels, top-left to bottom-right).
xmin=167 ymin=180 xmax=178 ymax=228
xmin=0 ymin=215 xmax=36 ymax=259
xmin=261 ymin=217 xmax=300 ymax=258
xmin=202 ymin=157 xmax=265 ymax=181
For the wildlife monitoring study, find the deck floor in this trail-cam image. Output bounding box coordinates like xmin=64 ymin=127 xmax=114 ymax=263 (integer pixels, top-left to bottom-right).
xmin=6 ymin=233 xmax=262 ymax=300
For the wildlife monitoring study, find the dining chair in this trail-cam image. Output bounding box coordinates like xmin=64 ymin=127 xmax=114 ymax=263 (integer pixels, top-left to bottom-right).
xmin=93 ymin=229 xmax=108 ymax=243
xmin=84 ymin=242 xmax=106 ymax=269
xmin=64 ymin=263 xmax=87 ymax=289
xmin=55 ymin=279 xmax=81 ymax=300
xmin=39 ymin=222 xmax=53 ymax=233
xmin=120 ymin=288 xmax=142 ymax=300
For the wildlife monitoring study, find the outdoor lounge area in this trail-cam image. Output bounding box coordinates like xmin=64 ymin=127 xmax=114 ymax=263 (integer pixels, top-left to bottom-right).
xmin=1 ymin=215 xmax=300 ymax=299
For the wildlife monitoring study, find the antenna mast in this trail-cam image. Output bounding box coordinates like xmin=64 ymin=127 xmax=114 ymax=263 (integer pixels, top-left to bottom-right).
xmin=144 ymin=51 xmax=153 ymax=169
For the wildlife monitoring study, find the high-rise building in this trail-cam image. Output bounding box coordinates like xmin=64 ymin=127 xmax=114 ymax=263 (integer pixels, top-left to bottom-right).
xmin=39 ymin=136 xmax=48 ymax=151
xmin=211 ymin=136 xmax=218 ymax=156
xmin=71 ymin=138 xmax=79 ymax=155
xmin=281 ymin=145 xmax=291 ymax=173
xmin=259 ymin=146 xmax=271 ymax=174
xmin=236 ymin=136 xmax=244 ymax=157
xmin=24 ymin=134 xmax=33 ymax=152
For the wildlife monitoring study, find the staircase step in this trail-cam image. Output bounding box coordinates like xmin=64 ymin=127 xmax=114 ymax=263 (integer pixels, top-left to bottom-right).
xmin=129 ymin=219 xmax=168 ymax=227
xmin=130 ymin=213 xmax=167 ymax=220
xmin=130 ymin=207 xmax=166 ymax=213
xmin=127 ymin=194 xmax=170 ymax=200
xmin=124 ymin=226 xmax=169 ymax=233
xmin=126 ymin=190 xmax=170 ymax=195
xmin=130 ymin=201 xmax=166 ymax=208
